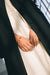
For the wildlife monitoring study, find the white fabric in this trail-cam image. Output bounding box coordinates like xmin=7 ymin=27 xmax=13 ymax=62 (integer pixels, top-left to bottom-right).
xmin=5 ymin=0 xmax=50 ymax=75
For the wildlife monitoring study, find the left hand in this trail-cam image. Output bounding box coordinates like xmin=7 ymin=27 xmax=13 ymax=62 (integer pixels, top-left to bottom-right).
xmin=14 ymin=34 xmax=34 ymax=52
xmin=29 ymin=29 xmax=39 ymax=46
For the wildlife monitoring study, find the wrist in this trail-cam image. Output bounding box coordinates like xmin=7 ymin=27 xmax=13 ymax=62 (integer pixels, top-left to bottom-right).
xmin=15 ymin=34 xmax=21 ymax=42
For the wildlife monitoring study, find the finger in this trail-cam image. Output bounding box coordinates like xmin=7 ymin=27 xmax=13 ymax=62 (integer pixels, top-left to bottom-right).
xmin=21 ymin=47 xmax=26 ymax=52
xmin=22 ymin=43 xmax=34 ymax=52
xmin=22 ymin=43 xmax=29 ymax=51
xmin=33 ymin=38 xmax=39 ymax=46
xmin=21 ymin=42 xmax=33 ymax=52
xmin=24 ymin=47 xmax=29 ymax=52
xmin=22 ymin=45 xmax=29 ymax=52
xmin=24 ymin=44 xmax=33 ymax=51
xmin=36 ymin=40 xmax=39 ymax=46
xmin=28 ymin=43 xmax=34 ymax=50
xmin=26 ymin=41 xmax=34 ymax=50
xmin=24 ymin=46 xmax=32 ymax=52
xmin=30 ymin=39 xmax=34 ymax=45
xmin=26 ymin=41 xmax=33 ymax=48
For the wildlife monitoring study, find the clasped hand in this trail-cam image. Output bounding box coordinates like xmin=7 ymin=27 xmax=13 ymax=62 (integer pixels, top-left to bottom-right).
xmin=15 ymin=29 xmax=39 ymax=52
xmin=29 ymin=29 xmax=39 ymax=46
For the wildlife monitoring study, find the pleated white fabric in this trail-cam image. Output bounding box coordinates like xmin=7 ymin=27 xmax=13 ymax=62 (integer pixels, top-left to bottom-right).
xmin=5 ymin=0 xmax=50 ymax=75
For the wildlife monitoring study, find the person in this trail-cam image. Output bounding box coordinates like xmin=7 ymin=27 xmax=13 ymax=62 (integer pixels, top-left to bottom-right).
xmin=5 ymin=0 xmax=50 ymax=75
xmin=5 ymin=0 xmax=39 ymax=52
xmin=0 ymin=0 xmax=50 ymax=75
xmin=0 ymin=0 xmax=27 ymax=75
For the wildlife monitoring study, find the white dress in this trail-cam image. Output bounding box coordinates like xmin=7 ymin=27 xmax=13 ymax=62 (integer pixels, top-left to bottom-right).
xmin=5 ymin=0 xmax=50 ymax=75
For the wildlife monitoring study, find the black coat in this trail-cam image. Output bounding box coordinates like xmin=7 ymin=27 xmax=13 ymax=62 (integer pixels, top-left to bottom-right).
xmin=0 ymin=0 xmax=50 ymax=75
xmin=0 ymin=0 xmax=27 ymax=75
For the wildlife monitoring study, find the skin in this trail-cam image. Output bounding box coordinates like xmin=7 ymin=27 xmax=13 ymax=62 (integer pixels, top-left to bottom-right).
xmin=29 ymin=29 xmax=39 ymax=46
xmin=14 ymin=29 xmax=39 ymax=52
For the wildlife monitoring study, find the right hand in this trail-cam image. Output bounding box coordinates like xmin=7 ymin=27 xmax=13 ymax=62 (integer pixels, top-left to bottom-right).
xmin=15 ymin=34 xmax=34 ymax=52
xmin=29 ymin=29 xmax=39 ymax=46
